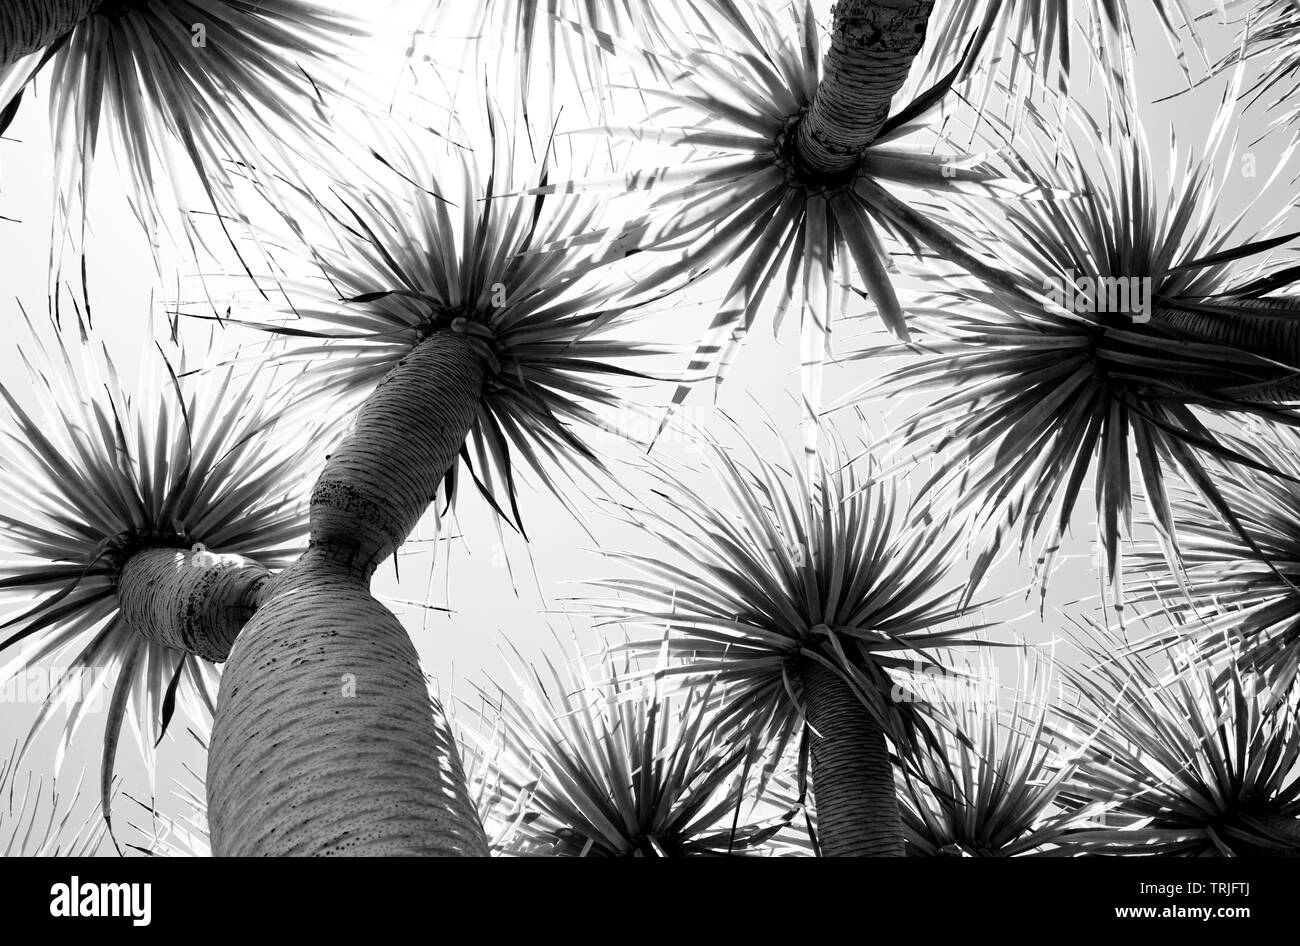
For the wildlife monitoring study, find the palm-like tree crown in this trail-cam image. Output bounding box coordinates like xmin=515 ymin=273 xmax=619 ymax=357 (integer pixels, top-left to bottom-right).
xmin=470 ymin=644 xmax=790 ymax=856
xmin=0 ymin=323 xmax=317 ymax=820
xmin=234 ymin=113 xmax=671 ymax=523
xmin=3 ymin=0 xmax=1298 ymax=865
xmin=899 ymin=652 xmax=1096 ymax=856
xmin=0 ymin=0 xmax=363 ymax=258
xmin=537 ymin=0 xmax=1039 ymax=427
xmin=1132 ymin=424 xmax=1300 ymax=690
xmin=585 ymin=427 xmax=998 ymax=760
xmin=844 ymin=87 xmax=1300 ymax=601
xmin=1059 ymin=629 xmax=1300 ymax=856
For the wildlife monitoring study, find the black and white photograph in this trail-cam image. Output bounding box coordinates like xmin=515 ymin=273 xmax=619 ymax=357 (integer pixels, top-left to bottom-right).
xmin=0 ymin=0 xmax=1296 ymax=928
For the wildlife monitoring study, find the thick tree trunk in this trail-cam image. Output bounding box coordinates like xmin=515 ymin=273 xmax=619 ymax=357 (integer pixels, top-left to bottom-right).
xmin=1154 ymin=297 xmax=1300 ymax=401
xmin=205 ymin=549 xmax=488 ymax=856
xmin=802 ymin=658 xmax=904 ymax=856
xmin=208 ymin=330 xmax=493 ymax=856
xmin=117 ymin=546 xmax=271 ymax=662
xmin=311 ymin=330 xmax=488 ymax=578
xmin=795 ymin=0 xmax=936 ymax=178
xmin=0 ymin=0 xmax=103 ymax=68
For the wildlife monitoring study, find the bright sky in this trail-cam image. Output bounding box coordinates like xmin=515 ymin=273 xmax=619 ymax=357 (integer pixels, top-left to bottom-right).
xmin=0 ymin=0 xmax=1295 ymax=854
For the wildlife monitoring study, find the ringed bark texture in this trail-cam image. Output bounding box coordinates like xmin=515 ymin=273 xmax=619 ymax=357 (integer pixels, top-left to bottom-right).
xmin=802 ymin=658 xmax=904 ymax=856
xmin=1153 ymin=297 xmax=1300 ymax=401
xmin=206 ymin=551 xmax=489 ymax=856
xmin=117 ymin=546 xmax=271 ymax=662
xmin=311 ymin=330 xmax=487 ymax=578
xmin=0 ymin=0 xmax=103 ymax=67
xmin=795 ymin=0 xmax=936 ymax=177
xmin=208 ymin=328 xmax=493 ymax=856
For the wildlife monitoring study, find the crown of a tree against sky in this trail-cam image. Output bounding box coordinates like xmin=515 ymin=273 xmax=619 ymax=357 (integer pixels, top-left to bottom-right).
xmin=1 ymin=0 xmax=1300 ymax=860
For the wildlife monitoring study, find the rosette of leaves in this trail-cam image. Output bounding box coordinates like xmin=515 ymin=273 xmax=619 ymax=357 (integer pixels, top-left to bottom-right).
xmin=0 ymin=0 xmax=363 ymax=256
xmin=228 ymin=110 xmax=673 ymax=531
xmin=470 ymin=643 xmax=793 ymax=856
xmin=1129 ymin=424 xmax=1300 ymax=695
xmin=1058 ymin=628 xmax=1300 ymax=856
xmin=533 ymin=0 xmax=1044 ymax=432
xmin=584 ymin=426 xmax=1001 ymax=855
xmin=840 ymin=85 xmax=1300 ymax=603
xmin=0 ymin=321 xmax=317 ymax=838
xmin=898 ymin=651 xmax=1100 ymax=856
xmin=198 ymin=105 xmax=686 ymax=857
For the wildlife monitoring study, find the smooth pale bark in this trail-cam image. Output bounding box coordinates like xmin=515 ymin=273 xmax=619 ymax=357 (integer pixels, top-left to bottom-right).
xmin=206 ymin=549 xmax=488 ymax=856
xmin=117 ymin=546 xmax=271 ymax=662
xmin=0 ymin=0 xmax=103 ymax=67
xmin=795 ymin=0 xmax=936 ymax=178
xmin=1154 ymin=297 xmax=1300 ymax=400
xmin=802 ymin=658 xmax=904 ymax=856
xmin=208 ymin=330 xmax=493 ymax=856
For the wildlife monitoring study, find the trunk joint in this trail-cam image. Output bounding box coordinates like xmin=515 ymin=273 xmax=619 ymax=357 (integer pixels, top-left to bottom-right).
xmin=775 ymin=110 xmax=864 ymax=194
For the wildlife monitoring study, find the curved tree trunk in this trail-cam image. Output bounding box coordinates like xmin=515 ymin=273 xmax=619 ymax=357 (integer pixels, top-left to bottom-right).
xmin=1154 ymin=297 xmax=1300 ymax=400
xmin=0 ymin=0 xmax=103 ymax=68
xmin=310 ymin=329 xmax=487 ymax=577
xmin=802 ymin=658 xmax=904 ymax=856
xmin=207 ymin=330 xmax=493 ymax=857
xmin=117 ymin=546 xmax=271 ymax=662
xmin=795 ymin=0 xmax=936 ymax=177
xmin=205 ymin=549 xmax=487 ymax=856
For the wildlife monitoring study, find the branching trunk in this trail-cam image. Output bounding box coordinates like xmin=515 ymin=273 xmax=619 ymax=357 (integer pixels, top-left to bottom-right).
xmin=795 ymin=0 xmax=936 ymax=177
xmin=1154 ymin=296 xmax=1300 ymax=400
xmin=802 ymin=658 xmax=904 ymax=856
xmin=117 ymin=546 xmax=270 ymax=662
xmin=0 ymin=0 xmax=103 ymax=67
xmin=208 ymin=330 xmax=493 ymax=856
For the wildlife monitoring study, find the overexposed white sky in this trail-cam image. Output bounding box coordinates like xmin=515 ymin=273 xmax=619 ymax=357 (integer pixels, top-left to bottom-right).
xmin=0 ymin=0 xmax=1296 ymax=853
